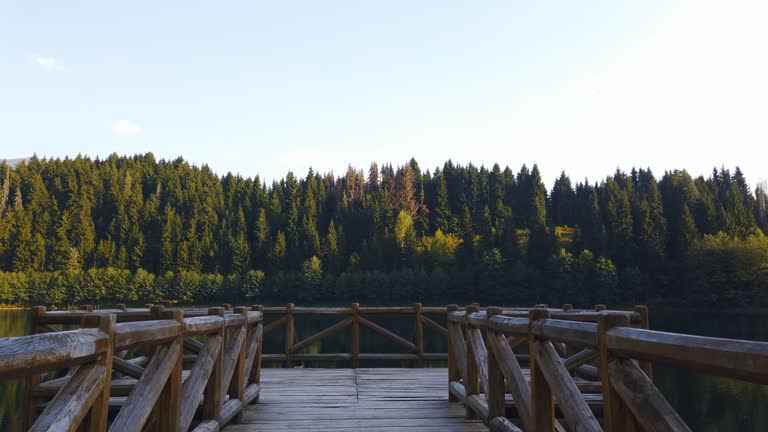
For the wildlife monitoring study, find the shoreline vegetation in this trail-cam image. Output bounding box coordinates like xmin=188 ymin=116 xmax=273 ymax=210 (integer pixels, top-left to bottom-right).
xmin=0 ymin=153 xmax=766 ymax=309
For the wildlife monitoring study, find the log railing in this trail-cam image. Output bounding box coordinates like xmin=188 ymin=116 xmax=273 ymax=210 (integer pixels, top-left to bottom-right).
xmin=11 ymin=304 xmax=263 ymax=432
xmin=448 ymin=304 xmax=768 ymax=432
xmin=260 ymin=303 xmax=448 ymax=366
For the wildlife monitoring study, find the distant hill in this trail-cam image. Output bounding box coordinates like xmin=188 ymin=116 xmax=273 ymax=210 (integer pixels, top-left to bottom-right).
xmin=1 ymin=157 xmax=29 ymax=168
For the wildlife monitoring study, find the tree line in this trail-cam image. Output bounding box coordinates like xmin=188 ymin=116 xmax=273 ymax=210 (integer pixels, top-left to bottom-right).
xmin=0 ymin=153 xmax=766 ymax=307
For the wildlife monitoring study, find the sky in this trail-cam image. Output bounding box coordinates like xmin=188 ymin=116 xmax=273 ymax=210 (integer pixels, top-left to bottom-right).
xmin=1 ymin=0 xmax=766 ymax=188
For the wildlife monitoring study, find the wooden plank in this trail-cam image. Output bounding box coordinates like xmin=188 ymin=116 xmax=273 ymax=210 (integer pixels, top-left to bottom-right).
xmin=109 ymin=341 xmax=181 ymax=432
xmin=114 ymin=320 xmax=181 ymax=350
xmin=487 ymin=332 xmax=533 ymax=432
xmin=359 ymin=316 xmax=417 ymax=352
xmin=422 ymin=315 xmax=448 ymax=337
xmin=528 ymin=309 xmax=555 ymax=432
xmin=0 ymin=328 xmax=108 ymax=379
xmin=490 ymin=417 xmax=524 ymax=432
xmin=180 ymin=335 xmax=223 ymax=432
xmin=289 ymin=317 xmax=352 ymax=354
xmin=533 ymin=340 xmax=601 ymax=431
xmin=608 ymin=358 xmax=691 ymax=432
xmin=30 ymin=363 xmax=105 ymax=432
xmin=607 ymin=326 xmax=768 ymax=384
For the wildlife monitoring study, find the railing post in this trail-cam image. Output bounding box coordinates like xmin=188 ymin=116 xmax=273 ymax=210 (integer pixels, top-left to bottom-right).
xmin=598 ymin=312 xmax=633 ymax=432
xmin=152 ymin=307 xmax=183 ymax=432
xmin=251 ymin=305 xmax=264 ymax=387
xmin=464 ymin=304 xmax=480 ymax=419
xmin=447 ymin=304 xmax=460 ymax=402
xmin=229 ymin=306 xmax=248 ymax=423
xmin=24 ymin=306 xmax=46 ymax=430
xmin=633 ymin=305 xmax=653 ymax=379
xmin=81 ymin=312 xmax=115 ymax=432
xmin=562 ymin=304 xmax=577 ymax=376
xmin=414 ymin=302 xmax=424 ymax=367
xmin=486 ymin=306 xmax=505 ymax=420
xmin=223 ymin=303 xmax=232 ymax=311
xmin=352 ymin=303 xmax=360 ymax=368
xmin=594 ymin=304 xmax=606 ymax=312
xmin=204 ymin=307 xmax=225 ymax=424
xmin=81 ymin=304 xmax=93 ymax=312
xmin=116 ymin=303 xmax=127 ymax=311
xmin=285 ymin=303 xmax=295 ymax=367
xmin=144 ymin=303 xmax=154 ymax=309
xmin=529 ymin=308 xmax=554 ymax=432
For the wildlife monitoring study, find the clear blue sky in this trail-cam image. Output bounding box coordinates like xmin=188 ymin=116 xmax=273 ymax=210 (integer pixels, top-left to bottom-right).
xmin=1 ymin=1 xmax=766 ymax=187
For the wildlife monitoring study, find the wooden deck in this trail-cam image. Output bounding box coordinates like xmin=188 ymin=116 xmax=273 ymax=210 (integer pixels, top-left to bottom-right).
xmin=224 ymin=368 xmax=487 ymax=432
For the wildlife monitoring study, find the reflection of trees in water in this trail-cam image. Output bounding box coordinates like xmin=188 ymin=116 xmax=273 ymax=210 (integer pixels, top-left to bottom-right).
xmin=0 ymin=310 xmax=28 ymax=432
xmin=652 ymin=309 xmax=768 ymax=432
xmin=655 ymin=366 xmax=767 ymax=432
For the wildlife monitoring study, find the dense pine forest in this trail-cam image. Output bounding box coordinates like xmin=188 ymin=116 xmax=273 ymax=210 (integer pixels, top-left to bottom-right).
xmin=0 ymin=154 xmax=766 ymax=308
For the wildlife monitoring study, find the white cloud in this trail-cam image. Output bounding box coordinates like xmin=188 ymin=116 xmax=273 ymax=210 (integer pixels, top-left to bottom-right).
xmin=32 ymin=54 xmax=63 ymax=71
xmin=112 ymin=120 xmax=142 ymax=135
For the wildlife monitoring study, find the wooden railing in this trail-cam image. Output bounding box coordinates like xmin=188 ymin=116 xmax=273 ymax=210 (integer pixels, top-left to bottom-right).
xmin=448 ymin=304 xmax=768 ymax=432
xmin=5 ymin=304 xmax=263 ymax=432
xmin=260 ymin=303 xmax=448 ymax=366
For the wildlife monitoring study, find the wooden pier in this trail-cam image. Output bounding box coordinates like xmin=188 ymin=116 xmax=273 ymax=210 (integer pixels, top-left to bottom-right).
xmin=1 ymin=303 xmax=767 ymax=431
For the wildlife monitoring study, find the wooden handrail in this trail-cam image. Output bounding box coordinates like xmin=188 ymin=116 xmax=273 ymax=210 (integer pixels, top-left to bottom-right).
xmin=12 ymin=304 xmax=264 ymax=432
xmin=448 ymin=304 xmax=768 ymax=431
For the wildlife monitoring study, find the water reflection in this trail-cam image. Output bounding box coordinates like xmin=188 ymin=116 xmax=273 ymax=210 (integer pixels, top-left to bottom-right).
xmin=0 ymin=310 xmax=28 ymax=432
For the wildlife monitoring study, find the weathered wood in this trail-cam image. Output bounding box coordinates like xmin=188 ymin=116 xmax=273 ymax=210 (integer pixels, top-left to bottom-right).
xmin=633 ymin=305 xmax=653 ymax=379
xmin=180 ymin=335 xmax=223 ymax=432
xmin=506 ymin=335 xmax=527 ymax=350
xmin=261 ymin=316 xmax=285 ymax=337
xmin=109 ymin=340 xmax=181 ymax=432
xmin=154 ymin=307 xmax=184 ymax=432
xmin=467 ymin=327 xmax=489 ymax=398
xmin=533 ymin=340 xmax=602 ymax=431
xmin=490 ymin=417 xmax=524 ymax=432
xmin=185 ymin=337 xmax=205 ymax=354
xmin=0 ymin=329 xmax=108 ymax=380
xmin=448 ymin=321 xmax=467 ymax=378
xmin=352 ymin=303 xmax=360 ymax=369
xmin=113 ymin=356 xmax=145 ymax=379
xmin=221 ymin=323 xmax=247 ymax=401
xmin=25 ymin=306 xmax=47 ymax=430
xmin=204 ymin=307 xmax=225 ymax=424
xmin=464 ymin=305 xmax=480 ymax=420
xmin=446 ymin=304 xmax=460 ymax=402
xmin=244 ymin=323 xmax=263 ymax=382
xmin=414 ymin=303 xmax=424 ymax=367
xmin=358 ymin=316 xmax=417 ymax=352
xmin=228 ymin=307 xmax=249 ymax=424
xmin=30 ymin=363 xmax=106 ymax=432
xmin=185 ymin=315 xmax=225 ymax=336
xmin=289 ymin=317 xmax=353 ymax=354
xmin=192 ymin=420 xmax=220 ymax=432
xmin=422 ymin=314 xmax=448 ymax=337
xmin=487 ymin=332 xmax=532 ymax=432
xmin=485 ymin=307 xmax=506 ymax=421
xmin=599 ymin=313 xmax=632 ymax=432
xmin=563 ymin=348 xmax=599 ymax=372
xmin=529 ymin=309 xmax=555 ymax=432
xmin=285 ymin=303 xmax=295 ymax=367
xmin=532 ymin=319 xmax=598 ymax=348
xmin=114 ymin=320 xmax=181 ymax=350
xmin=608 ymin=326 xmax=768 ymax=384
xmin=608 ymin=358 xmax=691 ymax=432
xmin=250 ymin=305 xmax=264 ymax=387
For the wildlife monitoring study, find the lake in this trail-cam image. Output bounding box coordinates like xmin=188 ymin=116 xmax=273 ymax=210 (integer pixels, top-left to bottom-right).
xmin=0 ymin=307 xmax=766 ymax=431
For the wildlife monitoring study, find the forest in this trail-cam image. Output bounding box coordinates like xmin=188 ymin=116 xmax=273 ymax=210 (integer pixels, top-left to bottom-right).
xmin=0 ymin=153 xmax=766 ymax=308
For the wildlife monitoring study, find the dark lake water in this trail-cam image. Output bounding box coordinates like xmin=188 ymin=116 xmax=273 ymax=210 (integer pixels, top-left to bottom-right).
xmin=0 ymin=307 xmax=766 ymax=431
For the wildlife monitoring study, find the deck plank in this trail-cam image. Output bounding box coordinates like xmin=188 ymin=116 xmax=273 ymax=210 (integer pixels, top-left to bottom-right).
xmin=224 ymin=368 xmax=487 ymax=431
